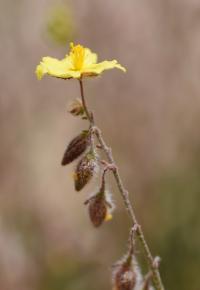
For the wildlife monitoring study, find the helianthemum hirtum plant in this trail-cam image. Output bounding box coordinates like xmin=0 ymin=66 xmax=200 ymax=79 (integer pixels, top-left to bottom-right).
xmin=36 ymin=42 xmax=165 ymax=290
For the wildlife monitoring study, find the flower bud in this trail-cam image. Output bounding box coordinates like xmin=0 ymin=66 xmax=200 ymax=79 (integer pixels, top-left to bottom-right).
xmin=88 ymin=193 xmax=108 ymax=227
xmin=74 ymin=152 xmax=97 ymax=191
xmin=68 ymin=98 xmax=84 ymax=116
xmin=61 ymin=130 xmax=90 ymax=166
xmin=112 ymin=244 xmax=141 ymax=290
xmin=113 ymin=263 xmax=137 ymax=290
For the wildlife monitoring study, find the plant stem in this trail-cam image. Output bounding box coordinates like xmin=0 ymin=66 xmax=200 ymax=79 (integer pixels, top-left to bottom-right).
xmin=95 ymin=128 xmax=164 ymax=290
xmin=78 ymin=79 xmax=165 ymax=290
xmin=79 ymin=79 xmax=93 ymax=124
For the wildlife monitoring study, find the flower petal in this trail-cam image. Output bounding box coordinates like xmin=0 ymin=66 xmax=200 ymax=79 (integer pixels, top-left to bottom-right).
xmin=105 ymin=212 xmax=113 ymax=222
xmin=36 ymin=56 xmax=81 ymax=79
xmin=83 ymin=48 xmax=98 ymax=66
xmin=81 ymin=60 xmax=126 ymax=75
xmin=36 ymin=64 xmax=47 ymax=80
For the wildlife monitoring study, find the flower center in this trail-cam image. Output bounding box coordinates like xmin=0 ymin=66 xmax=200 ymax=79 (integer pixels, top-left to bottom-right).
xmin=70 ymin=43 xmax=85 ymax=70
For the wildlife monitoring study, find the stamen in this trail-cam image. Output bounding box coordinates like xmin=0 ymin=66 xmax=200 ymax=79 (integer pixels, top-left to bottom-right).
xmin=70 ymin=43 xmax=85 ymax=70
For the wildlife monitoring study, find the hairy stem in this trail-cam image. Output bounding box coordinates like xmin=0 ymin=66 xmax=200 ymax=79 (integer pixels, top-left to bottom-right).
xmin=78 ymin=79 xmax=165 ymax=290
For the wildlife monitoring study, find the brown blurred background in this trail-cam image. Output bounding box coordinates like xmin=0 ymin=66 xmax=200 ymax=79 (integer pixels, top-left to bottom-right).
xmin=1 ymin=0 xmax=200 ymax=289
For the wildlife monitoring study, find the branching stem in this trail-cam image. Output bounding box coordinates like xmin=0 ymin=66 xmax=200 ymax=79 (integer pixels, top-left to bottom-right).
xmin=78 ymin=79 xmax=165 ymax=290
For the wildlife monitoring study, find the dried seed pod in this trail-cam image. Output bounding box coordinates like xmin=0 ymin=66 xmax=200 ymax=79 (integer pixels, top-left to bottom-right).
xmin=61 ymin=131 xmax=90 ymax=166
xmin=68 ymin=98 xmax=84 ymax=116
xmin=74 ymin=153 xmax=97 ymax=191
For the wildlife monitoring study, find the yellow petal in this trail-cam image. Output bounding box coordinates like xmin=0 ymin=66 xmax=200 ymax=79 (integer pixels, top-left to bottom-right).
xmin=83 ymin=48 xmax=98 ymax=66
xmin=105 ymin=212 xmax=113 ymax=222
xmin=36 ymin=64 xmax=47 ymax=80
xmin=81 ymin=60 xmax=126 ymax=75
xmin=36 ymin=56 xmax=81 ymax=79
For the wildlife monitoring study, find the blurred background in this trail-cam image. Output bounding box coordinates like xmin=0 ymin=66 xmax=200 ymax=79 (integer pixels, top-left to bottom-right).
xmin=1 ymin=0 xmax=200 ymax=289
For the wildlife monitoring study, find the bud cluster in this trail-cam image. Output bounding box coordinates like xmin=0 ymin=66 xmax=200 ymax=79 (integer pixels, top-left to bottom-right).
xmin=61 ymin=119 xmax=115 ymax=225
xmin=60 ymin=96 xmax=157 ymax=290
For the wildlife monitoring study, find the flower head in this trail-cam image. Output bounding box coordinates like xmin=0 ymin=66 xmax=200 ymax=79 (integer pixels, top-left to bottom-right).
xmin=36 ymin=42 xmax=126 ymax=80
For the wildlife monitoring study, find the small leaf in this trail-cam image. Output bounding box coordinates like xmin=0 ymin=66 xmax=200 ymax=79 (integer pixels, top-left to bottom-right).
xmin=61 ymin=131 xmax=90 ymax=166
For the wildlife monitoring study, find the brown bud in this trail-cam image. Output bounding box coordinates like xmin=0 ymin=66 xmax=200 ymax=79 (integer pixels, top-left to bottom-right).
xmin=74 ymin=153 xmax=97 ymax=191
xmin=88 ymin=193 xmax=107 ymax=227
xmin=113 ymin=263 xmax=137 ymax=290
xmin=61 ymin=131 xmax=90 ymax=166
xmin=68 ymin=98 xmax=84 ymax=116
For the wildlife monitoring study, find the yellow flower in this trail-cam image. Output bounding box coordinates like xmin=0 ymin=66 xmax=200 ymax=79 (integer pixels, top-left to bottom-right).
xmin=36 ymin=42 xmax=126 ymax=80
